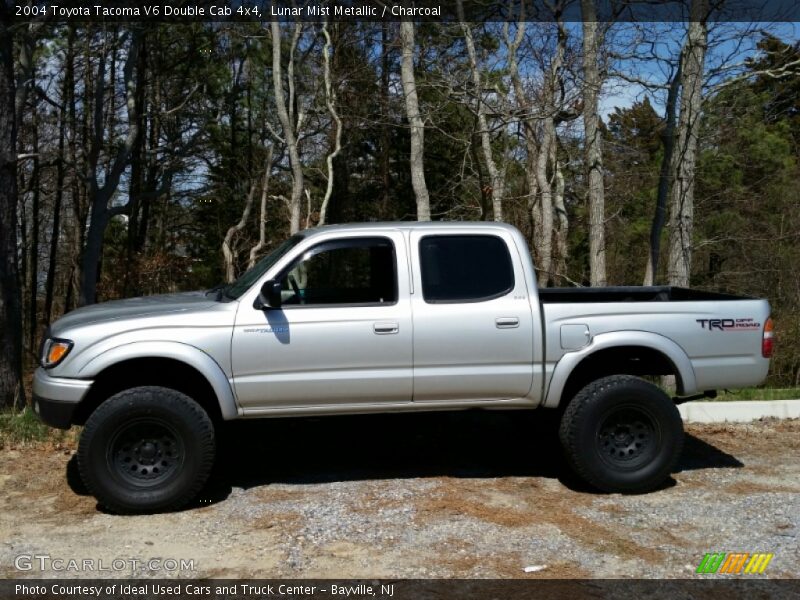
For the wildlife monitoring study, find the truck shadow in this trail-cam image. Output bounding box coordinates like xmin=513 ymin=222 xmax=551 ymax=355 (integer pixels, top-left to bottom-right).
xmin=184 ymin=411 xmax=743 ymax=509
xmin=676 ymin=433 xmax=744 ymax=471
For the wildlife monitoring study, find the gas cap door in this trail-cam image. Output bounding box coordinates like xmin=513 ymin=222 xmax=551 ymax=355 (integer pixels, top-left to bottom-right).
xmin=561 ymin=324 xmax=591 ymax=350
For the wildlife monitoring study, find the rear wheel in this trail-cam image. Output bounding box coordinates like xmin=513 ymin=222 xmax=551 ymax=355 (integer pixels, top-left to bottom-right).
xmin=78 ymin=386 xmax=215 ymax=513
xmin=559 ymin=375 xmax=683 ymax=493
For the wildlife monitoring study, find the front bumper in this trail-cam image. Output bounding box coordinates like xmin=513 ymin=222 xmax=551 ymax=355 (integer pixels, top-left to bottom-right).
xmin=32 ymin=368 xmax=93 ymax=429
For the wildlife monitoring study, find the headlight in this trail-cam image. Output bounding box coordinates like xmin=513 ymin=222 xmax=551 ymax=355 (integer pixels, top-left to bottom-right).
xmin=41 ymin=338 xmax=73 ymax=368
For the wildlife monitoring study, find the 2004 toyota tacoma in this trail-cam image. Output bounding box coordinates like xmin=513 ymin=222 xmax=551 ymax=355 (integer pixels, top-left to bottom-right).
xmin=33 ymin=222 xmax=774 ymax=513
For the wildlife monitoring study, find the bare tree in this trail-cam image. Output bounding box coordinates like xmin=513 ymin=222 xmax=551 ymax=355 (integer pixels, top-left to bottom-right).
xmin=379 ymin=23 xmax=392 ymax=215
xmin=667 ymin=0 xmax=709 ymax=287
xmin=400 ymin=18 xmax=431 ymax=221
xmin=553 ymin=157 xmax=569 ymax=279
xmin=580 ymin=0 xmax=607 ymax=286
xmin=14 ymin=22 xmax=39 ymax=128
xmin=0 ymin=8 xmax=24 ymax=408
xmin=222 ymin=176 xmax=259 ymax=283
xmin=630 ymin=17 xmax=785 ymax=285
xmin=534 ymin=17 xmax=572 ymax=286
xmin=79 ymin=30 xmax=142 ymax=305
xmin=458 ymin=1 xmax=504 ymax=221
xmin=643 ymin=64 xmax=681 ymax=285
xmin=317 ymin=19 xmax=343 ymax=227
xmin=505 ymin=7 xmax=578 ymax=286
xmin=44 ymin=27 xmax=75 ymax=325
xmin=504 ymin=14 xmax=543 ymax=267
xmin=248 ymin=147 xmax=275 ymax=269
xmin=271 ymin=20 xmax=305 ymax=234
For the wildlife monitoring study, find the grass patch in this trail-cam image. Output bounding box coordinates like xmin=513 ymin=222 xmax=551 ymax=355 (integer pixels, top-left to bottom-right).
xmin=707 ymin=388 xmax=800 ymax=401
xmin=0 ymin=407 xmax=74 ymax=448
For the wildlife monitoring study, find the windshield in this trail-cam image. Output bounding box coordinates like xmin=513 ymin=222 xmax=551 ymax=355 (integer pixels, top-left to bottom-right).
xmin=222 ymin=234 xmax=306 ymax=300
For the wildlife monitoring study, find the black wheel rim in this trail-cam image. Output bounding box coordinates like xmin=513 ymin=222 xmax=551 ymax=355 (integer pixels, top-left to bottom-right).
xmin=108 ymin=418 xmax=185 ymax=488
xmin=597 ymin=405 xmax=660 ymax=470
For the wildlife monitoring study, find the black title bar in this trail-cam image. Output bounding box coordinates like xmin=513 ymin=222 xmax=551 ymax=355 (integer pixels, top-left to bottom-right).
xmin=10 ymin=0 xmax=800 ymax=23
xmin=5 ymin=579 xmax=800 ymax=600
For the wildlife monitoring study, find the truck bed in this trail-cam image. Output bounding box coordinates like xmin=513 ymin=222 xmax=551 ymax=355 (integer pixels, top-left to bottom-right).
xmin=538 ymin=286 xmax=749 ymax=304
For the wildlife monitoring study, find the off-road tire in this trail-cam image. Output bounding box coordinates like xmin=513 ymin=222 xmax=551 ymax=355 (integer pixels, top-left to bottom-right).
xmin=78 ymin=386 xmax=215 ymax=514
xmin=559 ymin=375 xmax=683 ymax=493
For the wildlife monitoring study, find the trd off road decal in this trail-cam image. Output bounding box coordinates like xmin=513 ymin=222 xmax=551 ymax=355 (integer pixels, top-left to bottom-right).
xmin=696 ymin=318 xmax=761 ymax=331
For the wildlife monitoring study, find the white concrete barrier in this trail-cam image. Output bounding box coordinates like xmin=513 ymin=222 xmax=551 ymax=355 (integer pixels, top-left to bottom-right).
xmin=678 ymin=399 xmax=800 ymax=423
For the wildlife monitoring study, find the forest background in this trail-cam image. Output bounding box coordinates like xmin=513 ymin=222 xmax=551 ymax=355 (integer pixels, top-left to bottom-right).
xmin=1 ymin=0 xmax=799 ymax=407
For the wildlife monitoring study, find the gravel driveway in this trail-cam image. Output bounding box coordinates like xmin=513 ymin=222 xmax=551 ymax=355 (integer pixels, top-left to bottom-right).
xmin=1 ymin=413 xmax=798 ymax=579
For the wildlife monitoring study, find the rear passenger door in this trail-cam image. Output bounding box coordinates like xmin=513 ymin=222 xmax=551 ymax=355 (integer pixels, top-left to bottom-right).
xmin=409 ymin=231 xmax=534 ymax=402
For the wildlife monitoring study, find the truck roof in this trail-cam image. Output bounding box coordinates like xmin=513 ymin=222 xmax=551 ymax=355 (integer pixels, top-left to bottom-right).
xmin=308 ymin=221 xmax=520 ymax=234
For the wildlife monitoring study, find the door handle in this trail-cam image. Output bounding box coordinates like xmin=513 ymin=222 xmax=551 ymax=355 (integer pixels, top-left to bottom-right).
xmin=373 ymin=322 xmax=399 ymax=335
xmin=495 ymin=317 xmax=520 ymax=329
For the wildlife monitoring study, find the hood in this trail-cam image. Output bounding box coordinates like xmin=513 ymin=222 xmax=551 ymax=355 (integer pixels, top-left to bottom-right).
xmin=51 ymin=291 xmax=220 ymax=335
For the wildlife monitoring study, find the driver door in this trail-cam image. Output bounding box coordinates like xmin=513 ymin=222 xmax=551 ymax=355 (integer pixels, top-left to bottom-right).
xmin=231 ymin=234 xmax=413 ymax=411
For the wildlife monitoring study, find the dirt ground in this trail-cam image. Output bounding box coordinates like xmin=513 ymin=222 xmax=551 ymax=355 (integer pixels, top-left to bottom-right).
xmin=1 ymin=413 xmax=798 ymax=579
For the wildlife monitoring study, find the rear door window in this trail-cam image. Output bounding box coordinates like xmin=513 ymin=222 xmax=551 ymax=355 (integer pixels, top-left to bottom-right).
xmin=419 ymin=235 xmax=514 ymax=303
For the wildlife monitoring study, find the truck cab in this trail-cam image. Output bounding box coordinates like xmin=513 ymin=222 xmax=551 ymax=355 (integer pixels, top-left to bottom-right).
xmin=229 ymin=222 xmax=545 ymax=415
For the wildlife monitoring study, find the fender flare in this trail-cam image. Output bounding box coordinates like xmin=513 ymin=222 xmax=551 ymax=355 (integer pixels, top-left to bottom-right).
xmin=77 ymin=341 xmax=240 ymax=420
xmin=543 ymin=331 xmax=697 ymax=408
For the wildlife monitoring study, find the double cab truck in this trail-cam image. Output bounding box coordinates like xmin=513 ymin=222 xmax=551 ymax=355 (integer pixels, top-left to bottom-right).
xmin=33 ymin=222 xmax=774 ymax=513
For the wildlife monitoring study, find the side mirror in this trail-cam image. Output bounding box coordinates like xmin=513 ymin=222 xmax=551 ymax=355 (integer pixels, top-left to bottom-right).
xmin=254 ymin=279 xmax=282 ymax=310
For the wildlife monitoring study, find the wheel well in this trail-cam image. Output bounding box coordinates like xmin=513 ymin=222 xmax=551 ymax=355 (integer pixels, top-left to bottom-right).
xmin=559 ymin=346 xmax=681 ymax=407
xmin=73 ymin=358 xmax=223 ymax=425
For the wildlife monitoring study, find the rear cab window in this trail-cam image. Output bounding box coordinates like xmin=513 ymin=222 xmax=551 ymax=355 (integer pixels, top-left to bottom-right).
xmin=419 ymin=235 xmax=514 ymax=303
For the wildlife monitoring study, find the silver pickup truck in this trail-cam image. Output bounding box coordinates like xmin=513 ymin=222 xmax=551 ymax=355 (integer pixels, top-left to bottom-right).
xmin=34 ymin=222 xmax=773 ymax=513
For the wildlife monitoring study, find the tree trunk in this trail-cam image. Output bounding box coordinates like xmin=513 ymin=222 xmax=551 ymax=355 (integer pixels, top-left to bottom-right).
xmin=222 ymin=178 xmax=258 ymax=282
xmin=28 ymin=111 xmax=40 ymax=350
xmin=317 ymin=19 xmax=342 ymax=227
xmin=459 ymin=1 xmax=504 ymax=221
xmin=0 ymin=8 xmax=25 ymax=408
xmin=508 ymin=11 xmax=567 ymax=287
xmin=44 ymin=27 xmax=74 ymax=325
xmin=45 ymin=112 xmax=65 ymax=325
xmin=136 ymin=71 xmax=160 ymax=254
xmin=581 ymin=2 xmax=607 ymax=286
xmin=504 ymin=15 xmax=543 ymax=269
xmin=534 ymin=118 xmax=556 ymax=287
xmin=667 ymin=1 xmax=708 ymax=287
xmin=533 ymin=20 xmax=567 ymax=287
xmin=271 ymin=21 xmax=304 ymax=234
xmin=469 ymin=121 xmax=491 ymax=220
xmin=248 ymin=148 xmax=274 ymax=269
xmin=14 ymin=22 xmax=37 ymax=129
xmin=399 ymin=18 xmax=431 ymax=221
xmin=79 ymin=31 xmax=141 ymax=306
xmin=525 ymin=136 xmax=540 ymax=254
xmin=644 ymin=62 xmax=682 ymax=285
xmin=379 ymin=23 xmax=391 ymax=218
xmin=553 ymin=159 xmax=569 ymax=283
xmin=66 ymin=32 xmax=91 ymax=312
xmin=124 ymin=31 xmax=148 ymax=296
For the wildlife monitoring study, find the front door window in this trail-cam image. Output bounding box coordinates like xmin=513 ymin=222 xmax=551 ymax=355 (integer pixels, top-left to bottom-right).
xmin=280 ymin=238 xmax=397 ymax=306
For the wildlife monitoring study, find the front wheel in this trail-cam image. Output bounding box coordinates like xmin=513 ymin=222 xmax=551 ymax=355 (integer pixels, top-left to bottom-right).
xmin=559 ymin=375 xmax=683 ymax=493
xmin=78 ymin=386 xmax=215 ymax=514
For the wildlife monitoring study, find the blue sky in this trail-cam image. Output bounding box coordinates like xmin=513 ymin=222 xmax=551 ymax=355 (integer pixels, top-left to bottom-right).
xmin=599 ymin=21 xmax=799 ymax=117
